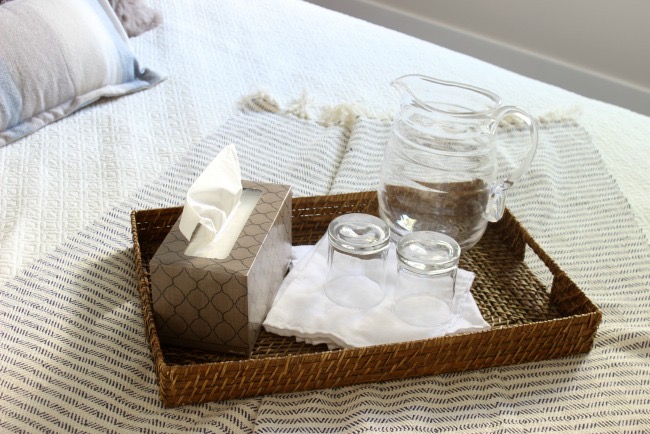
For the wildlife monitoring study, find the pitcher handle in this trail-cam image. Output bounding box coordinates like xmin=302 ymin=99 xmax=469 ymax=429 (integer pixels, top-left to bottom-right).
xmin=484 ymin=106 xmax=538 ymax=222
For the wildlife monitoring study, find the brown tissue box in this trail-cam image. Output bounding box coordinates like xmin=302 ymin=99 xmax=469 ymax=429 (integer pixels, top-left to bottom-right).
xmin=149 ymin=180 xmax=292 ymax=356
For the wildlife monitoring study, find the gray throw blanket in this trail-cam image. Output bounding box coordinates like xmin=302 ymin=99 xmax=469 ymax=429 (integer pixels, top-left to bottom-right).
xmin=1 ymin=96 xmax=649 ymax=433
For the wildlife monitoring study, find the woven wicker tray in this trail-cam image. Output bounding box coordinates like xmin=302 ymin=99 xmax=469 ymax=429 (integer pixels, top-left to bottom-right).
xmin=131 ymin=191 xmax=601 ymax=407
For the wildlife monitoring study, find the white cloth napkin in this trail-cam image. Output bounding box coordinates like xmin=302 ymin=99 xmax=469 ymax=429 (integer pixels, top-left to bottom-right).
xmin=263 ymin=235 xmax=491 ymax=349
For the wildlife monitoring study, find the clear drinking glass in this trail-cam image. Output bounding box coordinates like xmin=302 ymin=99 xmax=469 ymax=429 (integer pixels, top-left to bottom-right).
xmin=393 ymin=231 xmax=461 ymax=327
xmin=325 ymin=213 xmax=391 ymax=309
xmin=378 ymin=74 xmax=538 ymax=249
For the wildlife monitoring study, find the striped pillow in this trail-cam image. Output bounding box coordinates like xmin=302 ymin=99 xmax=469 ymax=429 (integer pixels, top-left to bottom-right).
xmin=0 ymin=0 xmax=165 ymax=147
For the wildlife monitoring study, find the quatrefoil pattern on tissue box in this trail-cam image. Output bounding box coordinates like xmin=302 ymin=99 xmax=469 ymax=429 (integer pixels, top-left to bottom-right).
xmin=149 ymin=181 xmax=292 ymax=356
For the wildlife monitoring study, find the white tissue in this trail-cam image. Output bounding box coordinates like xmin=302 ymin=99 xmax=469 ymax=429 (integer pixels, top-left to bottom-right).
xmin=179 ymin=144 xmax=257 ymax=259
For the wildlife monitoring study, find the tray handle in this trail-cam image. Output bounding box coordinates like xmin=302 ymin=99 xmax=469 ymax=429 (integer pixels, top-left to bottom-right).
xmin=494 ymin=209 xmax=600 ymax=318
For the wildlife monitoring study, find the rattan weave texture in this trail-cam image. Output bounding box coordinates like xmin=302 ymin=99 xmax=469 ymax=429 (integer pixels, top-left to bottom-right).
xmin=131 ymin=191 xmax=601 ymax=407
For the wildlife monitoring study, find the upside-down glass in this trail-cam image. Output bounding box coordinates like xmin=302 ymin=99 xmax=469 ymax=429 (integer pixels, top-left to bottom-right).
xmin=378 ymin=74 xmax=538 ymax=250
xmin=325 ymin=213 xmax=391 ymax=309
xmin=393 ymin=231 xmax=461 ymax=327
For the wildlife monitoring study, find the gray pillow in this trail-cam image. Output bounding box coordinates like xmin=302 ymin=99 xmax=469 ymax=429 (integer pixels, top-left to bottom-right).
xmin=0 ymin=0 xmax=162 ymax=37
xmin=0 ymin=0 xmax=165 ymax=147
xmin=108 ymin=0 xmax=162 ymax=37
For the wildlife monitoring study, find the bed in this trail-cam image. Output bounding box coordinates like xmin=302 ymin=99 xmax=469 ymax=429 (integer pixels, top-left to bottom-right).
xmin=1 ymin=0 xmax=649 ymax=432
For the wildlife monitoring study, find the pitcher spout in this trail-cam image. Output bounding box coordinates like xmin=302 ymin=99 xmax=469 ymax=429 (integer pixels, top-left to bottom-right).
xmin=390 ymin=74 xmax=422 ymax=95
xmin=391 ymin=74 xmax=435 ymax=111
xmin=391 ymin=74 xmax=502 ymax=115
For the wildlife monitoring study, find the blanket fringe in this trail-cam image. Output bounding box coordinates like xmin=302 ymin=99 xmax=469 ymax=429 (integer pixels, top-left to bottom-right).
xmin=238 ymin=92 xmax=392 ymax=129
xmin=237 ymin=91 xmax=282 ymax=114
xmin=500 ymin=105 xmax=582 ymax=128
xmin=239 ymin=92 xmax=580 ymax=128
xmin=537 ymin=105 xmax=582 ymax=123
xmin=318 ymin=103 xmax=392 ymax=129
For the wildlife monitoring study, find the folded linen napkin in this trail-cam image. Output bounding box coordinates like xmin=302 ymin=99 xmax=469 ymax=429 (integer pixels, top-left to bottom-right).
xmin=263 ymin=236 xmax=490 ymax=349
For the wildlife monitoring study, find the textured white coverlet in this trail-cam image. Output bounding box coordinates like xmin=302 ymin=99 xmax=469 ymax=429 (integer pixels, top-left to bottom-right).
xmin=0 ymin=0 xmax=649 ymax=284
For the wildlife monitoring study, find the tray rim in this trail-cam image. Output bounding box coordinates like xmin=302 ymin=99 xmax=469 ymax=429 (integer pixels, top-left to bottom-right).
xmin=131 ymin=191 xmax=602 ymax=406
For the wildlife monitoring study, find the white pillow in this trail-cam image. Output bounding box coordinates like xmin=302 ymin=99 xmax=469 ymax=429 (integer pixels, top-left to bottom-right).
xmin=0 ymin=0 xmax=165 ymax=147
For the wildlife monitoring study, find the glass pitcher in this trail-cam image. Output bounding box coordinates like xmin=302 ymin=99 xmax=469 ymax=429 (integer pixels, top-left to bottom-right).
xmin=378 ymin=74 xmax=538 ymax=250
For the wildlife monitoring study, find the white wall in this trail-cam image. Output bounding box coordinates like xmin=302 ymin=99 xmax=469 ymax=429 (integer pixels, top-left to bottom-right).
xmin=306 ymin=0 xmax=650 ymax=116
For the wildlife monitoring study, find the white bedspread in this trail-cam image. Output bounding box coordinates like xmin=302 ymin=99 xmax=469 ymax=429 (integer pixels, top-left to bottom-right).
xmin=1 ymin=0 xmax=649 ymax=432
xmin=1 ymin=0 xmax=648 ymax=284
